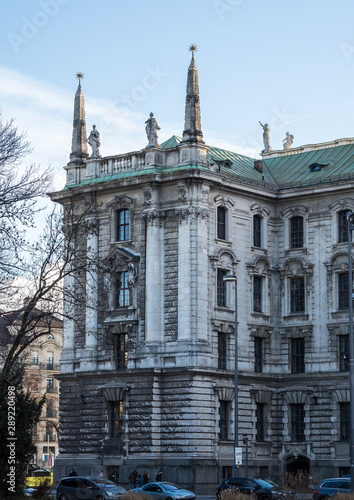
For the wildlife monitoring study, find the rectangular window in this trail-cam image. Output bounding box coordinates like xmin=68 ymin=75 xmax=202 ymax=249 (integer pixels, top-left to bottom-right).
xmin=31 ymin=351 xmax=38 ymax=365
xmin=290 ymin=277 xmax=305 ymax=313
xmin=291 ymin=404 xmax=305 ymax=441
xmin=340 ymin=402 xmax=350 ymax=441
xmin=290 ymin=216 xmax=304 ymax=249
xmin=116 ymin=271 xmax=129 ymax=308
xmin=338 ymin=272 xmax=349 ymax=310
xmin=218 ymin=333 xmax=227 ymax=370
xmin=291 ymin=338 xmax=305 ymax=373
xmin=253 ymin=276 xmax=262 ymax=313
xmin=217 ymin=207 xmax=226 ymax=240
xmin=110 ymin=401 xmax=124 ymax=439
xmin=47 ymin=352 xmax=54 ymax=370
xmin=46 ymin=401 xmax=55 ymax=418
xmin=117 ymin=209 xmax=130 ymax=241
xmin=338 ymin=211 xmax=349 ymax=243
xmin=256 ymin=403 xmax=265 ymax=441
xmin=116 ymin=333 xmax=128 ymax=370
xmin=254 ymin=337 xmax=263 ymax=373
xmin=47 ymin=376 xmax=54 ymax=388
xmin=217 ymin=269 xmax=227 ymax=307
xmin=253 ymin=214 xmax=261 ymax=248
xmin=219 ymin=401 xmax=230 ymax=440
xmin=339 ymin=335 xmax=349 ymax=372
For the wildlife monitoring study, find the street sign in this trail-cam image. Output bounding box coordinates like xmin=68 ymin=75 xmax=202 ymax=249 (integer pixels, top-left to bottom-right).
xmin=235 ymin=446 xmax=242 ymax=465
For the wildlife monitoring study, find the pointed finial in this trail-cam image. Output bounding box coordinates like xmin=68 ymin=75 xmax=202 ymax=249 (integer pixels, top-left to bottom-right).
xmin=189 ymin=44 xmax=197 ymax=59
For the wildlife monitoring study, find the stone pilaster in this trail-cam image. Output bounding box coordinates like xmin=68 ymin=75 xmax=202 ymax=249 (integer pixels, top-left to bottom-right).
xmin=143 ymin=209 xmax=166 ymax=343
xmin=81 ymin=218 xmax=98 ymax=371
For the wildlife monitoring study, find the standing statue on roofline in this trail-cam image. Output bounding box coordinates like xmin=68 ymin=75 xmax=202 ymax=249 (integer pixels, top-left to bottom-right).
xmin=259 ymin=121 xmax=272 ymax=153
xmin=87 ymin=125 xmax=101 ymax=157
xmin=282 ymin=131 xmax=294 ymax=150
xmin=145 ymin=112 xmax=161 ymax=148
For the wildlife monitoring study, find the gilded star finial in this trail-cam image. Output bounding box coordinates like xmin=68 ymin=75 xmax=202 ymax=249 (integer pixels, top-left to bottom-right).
xmin=189 ymin=44 xmax=197 ymax=54
xmin=76 ymin=72 xmax=84 ymax=83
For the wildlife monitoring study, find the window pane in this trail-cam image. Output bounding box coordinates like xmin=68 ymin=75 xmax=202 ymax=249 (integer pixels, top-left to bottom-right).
xmin=217 ymin=269 xmax=227 ymax=307
xmin=116 ymin=333 xmax=128 ymax=369
xmin=217 ymin=207 xmax=226 ymax=240
xmin=291 ymin=404 xmax=305 ymax=441
xmin=290 ymin=277 xmax=305 ymax=313
xmin=117 ymin=209 xmax=129 ymax=241
xmin=253 ymin=215 xmax=261 ymax=248
xmin=116 ymin=271 xmax=129 ymax=307
xmin=340 ymin=402 xmax=350 ymax=441
xmin=290 ymin=216 xmax=303 ymax=249
xmin=338 ymin=272 xmax=349 ymax=310
xmin=253 ymin=276 xmax=262 ymax=312
xmin=219 ymin=401 xmax=229 ymax=440
xmin=339 ymin=335 xmax=349 ymax=372
xmin=256 ymin=403 xmax=265 ymax=441
xmin=338 ymin=211 xmax=349 ymax=243
xmin=291 ymin=338 xmax=305 ymax=373
xmin=111 ymin=401 xmax=124 ymax=439
xmin=218 ymin=333 xmax=227 ymax=370
xmin=255 ymin=337 xmax=263 ymax=373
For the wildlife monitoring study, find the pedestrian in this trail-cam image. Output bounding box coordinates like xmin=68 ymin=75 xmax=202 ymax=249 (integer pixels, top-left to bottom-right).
xmin=137 ymin=474 xmax=143 ymax=487
xmin=69 ymin=468 xmax=77 ymax=477
xmin=129 ymin=469 xmax=138 ymax=489
xmin=156 ymin=471 xmax=163 ymax=482
xmin=143 ymin=470 xmax=149 ymax=484
xmin=99 ymin=470 xmax=104 ymax=478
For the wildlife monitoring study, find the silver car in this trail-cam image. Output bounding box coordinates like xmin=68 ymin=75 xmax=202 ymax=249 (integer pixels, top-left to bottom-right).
xmin=133 ymin=482 xmax=195 ymax=500
xmin=56 ymin=476 xmax=126 ymax=500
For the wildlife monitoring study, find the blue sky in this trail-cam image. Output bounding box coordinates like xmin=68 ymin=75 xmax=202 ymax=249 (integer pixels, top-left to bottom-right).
xmin=2 ymin=0 xmax=354 ymax=193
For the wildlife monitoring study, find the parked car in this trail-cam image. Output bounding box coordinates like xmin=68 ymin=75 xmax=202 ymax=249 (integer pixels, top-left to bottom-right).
xmin=216 ymin=477 xmax=288 ymax=500
xmin=133 ymin=481 xmax=196 ymax=500
xmin=56 ymin=476 xmax=126 ymax=500
xmin=313 ymin=478 xmax=351 ymax=500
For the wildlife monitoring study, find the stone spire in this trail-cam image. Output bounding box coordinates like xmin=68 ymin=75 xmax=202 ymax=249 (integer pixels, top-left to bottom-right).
xmin=181 ymin=45 xmax=204 ymax=144
xmin=69 ymin=72 xmax=88 ymax=165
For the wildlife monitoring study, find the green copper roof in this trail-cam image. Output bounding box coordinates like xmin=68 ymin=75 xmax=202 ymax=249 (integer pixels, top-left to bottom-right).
xmin=64 ymin=136 xmax=354 ymax=193
xmin=262 ymin=142 xmax=354 ymax=189
xmin=161 ymin=135 xmax=182 ymax=149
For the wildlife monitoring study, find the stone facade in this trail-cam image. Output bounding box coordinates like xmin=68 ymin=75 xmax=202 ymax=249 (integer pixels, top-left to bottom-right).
xmin=50 ymin=55 xmax=354 ymax=493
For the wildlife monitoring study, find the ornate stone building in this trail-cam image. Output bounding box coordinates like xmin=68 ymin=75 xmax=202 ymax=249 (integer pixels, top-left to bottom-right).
xmin=51 ymin=53 xmax=354 ymax=492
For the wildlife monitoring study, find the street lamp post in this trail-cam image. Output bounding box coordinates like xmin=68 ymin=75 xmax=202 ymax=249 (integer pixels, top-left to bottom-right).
xmin=223 ymin=274 xmax=238 ymax=478
xmin=347 ymin=212 xmax=354 ymax=492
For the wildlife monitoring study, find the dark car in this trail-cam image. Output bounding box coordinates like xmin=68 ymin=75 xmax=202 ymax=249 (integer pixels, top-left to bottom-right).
xmin=216 ymin=477 xmax=287 ymax=500
xmin=56 ymin=476 xmax=126 ymax=500
xmin=312 ymin=478 xmax=351 ymax=500
xmin=133 ymin=482 xmax=195 ymax=500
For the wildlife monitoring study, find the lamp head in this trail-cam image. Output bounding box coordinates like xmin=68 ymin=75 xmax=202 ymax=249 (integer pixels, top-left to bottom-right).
xmin=223 ymin=274 xmax=237 ymax=282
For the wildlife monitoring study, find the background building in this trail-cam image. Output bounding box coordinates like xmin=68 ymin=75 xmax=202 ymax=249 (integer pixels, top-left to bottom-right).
xmin=51 ymin=54 xmax=354 ymax=492
xmin=0 ymin=308 xmax=62 ymax=467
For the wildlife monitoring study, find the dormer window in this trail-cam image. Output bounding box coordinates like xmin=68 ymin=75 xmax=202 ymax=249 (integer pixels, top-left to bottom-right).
xmin=308 ymin=162 xmax=328 ymax=172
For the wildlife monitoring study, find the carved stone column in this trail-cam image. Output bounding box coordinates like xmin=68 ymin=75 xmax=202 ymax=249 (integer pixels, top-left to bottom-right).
xmin=143 ymin=209 xmax=166 ymax=343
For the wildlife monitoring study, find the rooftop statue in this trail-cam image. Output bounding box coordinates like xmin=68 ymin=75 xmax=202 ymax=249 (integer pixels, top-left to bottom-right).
xmin=282 ymin=131 xmax=294 ymax=150
xmin=259 ymin=121 xmax=272 ymax=153
xmin=87 ymin=125 xmax=101 ymax=157
xmin=145 ymin=112 xmax=161 ymax=148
